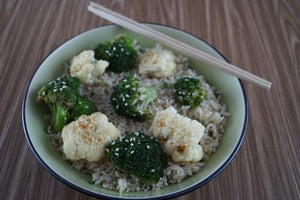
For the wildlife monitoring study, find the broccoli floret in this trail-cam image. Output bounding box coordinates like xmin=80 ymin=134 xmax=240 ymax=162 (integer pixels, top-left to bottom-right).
xmin=37 ymin=76 xmax=95 ymax=132
xmin=37 ymin=76 xmax=79 ymax=132
xmin=174 ymin=77 xmax=206 ymax=108
xmin=71 ymin=97 xmax=96 ymax=120
xmin=110 ymin=74 xmax=157 ymax=122
xmin=94 ymin=35 xmax=138 ymax=73
xmin=106 ymin=132 xmax=167 ymax=183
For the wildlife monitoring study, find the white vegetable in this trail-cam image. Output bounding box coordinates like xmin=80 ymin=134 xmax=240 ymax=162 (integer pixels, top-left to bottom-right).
xmin=149 ymin=106 xmax=205 ymax=163
xmin=70 ymin=50 xmax=109 ymax=84
xmin=62 ymin=112 xmax=120 ymax=162
xmin=138 ymin=45 xmax=176 ymax=77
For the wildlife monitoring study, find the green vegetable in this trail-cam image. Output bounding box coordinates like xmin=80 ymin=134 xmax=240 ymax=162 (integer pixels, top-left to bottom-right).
xmin=174 ymin=77 xmax=206 ymax=108
xmin=160 ymin=82 xmax=171 ymax=89
xmin=106 ymin=132 xmax=167 ymax=183
xmin=71 ymin=97 xmax=96 ymax=120
xmin=110 ymin=74 xmax=157 ymax=122
xmin=37 ymin=76 xmax=96 ymax=132
xmin=94 ymin=35 xmax=138 ymax=73
xmin=104 ymin=88 xmax=109 ymax=94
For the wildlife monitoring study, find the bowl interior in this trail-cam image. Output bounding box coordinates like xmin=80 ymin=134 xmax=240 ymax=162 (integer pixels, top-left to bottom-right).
xmin=23 ymin=24 xmax=247 ymax=199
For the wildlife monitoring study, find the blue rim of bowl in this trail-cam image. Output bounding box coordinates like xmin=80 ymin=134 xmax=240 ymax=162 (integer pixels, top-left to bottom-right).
xmin=22 ymin=23 xmax=248 ymax=200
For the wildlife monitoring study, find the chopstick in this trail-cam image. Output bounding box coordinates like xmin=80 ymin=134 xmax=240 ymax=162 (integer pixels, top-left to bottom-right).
xmin=88 ymin=2 xmax=272 ymax=89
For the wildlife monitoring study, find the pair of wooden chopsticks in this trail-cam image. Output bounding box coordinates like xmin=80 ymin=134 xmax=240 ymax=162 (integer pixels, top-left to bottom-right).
xmin=88 ymin=2 xmax=271 ymax=89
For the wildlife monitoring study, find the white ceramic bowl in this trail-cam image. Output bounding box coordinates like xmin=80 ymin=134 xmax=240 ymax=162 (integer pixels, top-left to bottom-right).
xmin=22 ymin=23 xmax=248 ymax=199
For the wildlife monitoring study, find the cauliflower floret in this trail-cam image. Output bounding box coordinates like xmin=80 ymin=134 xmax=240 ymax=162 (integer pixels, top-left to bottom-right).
xmin=150 ymin=106 xmax=177 ymax=140
xmin=61 ymin=112 xmax=120 ymax=162
xmin=138 ymin=45 xmax=176 ymax=77
xmin=149 ymin=107 xmax=205 ymax=163
xmin=70 ymin=50 xmax=109 ymax=84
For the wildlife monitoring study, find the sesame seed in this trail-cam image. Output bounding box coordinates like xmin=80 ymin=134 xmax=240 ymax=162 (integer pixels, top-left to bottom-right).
xmin=113 ymin=47 xmax=116 ymax=51
xmin=146 ymin=145 xmax=150 ymax=149
xmin=130 ymin=151 xmax=134 ymax=154
xmin=124 ymin=103 xmax=128 ymax=106
xmin=115 ymin=153 xmax=119 ymax=156
xmin=150 ymin=169 xmax=155 ymax=172
xmin=115 ymin=148 xmax=119 ymax=151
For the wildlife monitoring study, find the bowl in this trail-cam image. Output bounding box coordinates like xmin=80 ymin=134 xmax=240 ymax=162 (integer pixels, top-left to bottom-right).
xmin=22 ymin=23 xmax=248 ymax=199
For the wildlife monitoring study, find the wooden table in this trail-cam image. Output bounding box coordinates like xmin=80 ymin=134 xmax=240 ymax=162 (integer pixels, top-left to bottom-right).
xmin=1 ymin=0 xmax=299 ymax=199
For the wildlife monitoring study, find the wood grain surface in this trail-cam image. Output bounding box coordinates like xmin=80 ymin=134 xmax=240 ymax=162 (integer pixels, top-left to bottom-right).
xmin=0 ymin=0 xmax=299 ymax=199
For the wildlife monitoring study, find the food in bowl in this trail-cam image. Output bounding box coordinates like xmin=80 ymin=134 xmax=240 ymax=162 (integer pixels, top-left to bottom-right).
xmin=37 ymin=34 xmax=230 ymax=193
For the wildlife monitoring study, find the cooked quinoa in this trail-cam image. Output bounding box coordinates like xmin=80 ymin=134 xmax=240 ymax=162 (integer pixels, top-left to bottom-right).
xmin=48 ymin=44 xmax=230 ymax=193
